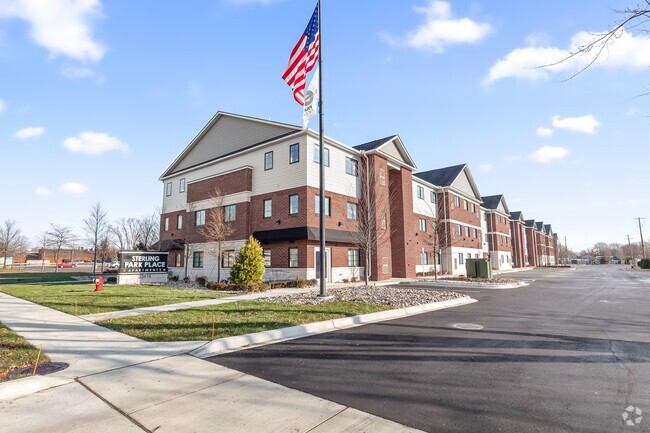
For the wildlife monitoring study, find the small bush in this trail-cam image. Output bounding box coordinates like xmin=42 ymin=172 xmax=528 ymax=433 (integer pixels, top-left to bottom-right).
xmin=231 ymin=282 xmax=269 ymax=293
xmin=182 ymin=276 xmax=190 ymax=283
xmin=350 ymin=277 xmax=358 ymax=283
xmin=342 ymin=278 xmax=349 ymax=283
xmin=206 ymin=282 xmax=231 ymax=291
xmin=105 ymin=276 xmax=117 ymax=284
xmin=638 ymin=259 xmax=650 ymax=269
xmin=195 ymin=276 xmax=207 ymax=287
xmin=168 ymin=275 xmax=179 ymax=282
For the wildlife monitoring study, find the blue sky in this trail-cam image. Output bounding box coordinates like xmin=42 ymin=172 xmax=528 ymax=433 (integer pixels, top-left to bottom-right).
xmin=1 ymin=0 xmax=649 ymax=251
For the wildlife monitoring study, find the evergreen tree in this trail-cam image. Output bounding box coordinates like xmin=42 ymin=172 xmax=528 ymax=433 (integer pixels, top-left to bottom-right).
xmin=229 ymin=236 xmax=265 ymax=284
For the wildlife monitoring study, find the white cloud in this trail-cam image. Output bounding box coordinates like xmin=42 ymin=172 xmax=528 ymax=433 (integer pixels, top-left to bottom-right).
xmin=477 ymin=164 xmax=493 ymax=173
xmin=486 ymin=28 xmax=650 ymax=84
xmin=381 ymin=1 xmax=492 ymax=52
xmin=0 ymin=0 xmax=105 ymax=62
xmin=13 ymin=126 xmax=44 ymax=139
xmin=59 ymin=182 xmax=88 ymax=194
xmin=552 ymin=114 xmax=599 ymax=134
xmin=530 ymin=146 xmax=569 ymax=163
xmin=627 ymin=108 xmax=639 ymax=116
xmin=0 ymin=99 xmax=5 ymax=113
xmin=63 ymin=131 xmax=129 ymax=155
xmin=34 ymin=186 xmax=50 ymax=197
xmin=60 ymin=64 xmax=104 ymax=82
xmin=504 ymin=155 xmax=521 ymax=162
xmin=536 ymin=127 xmax=554 ymax=137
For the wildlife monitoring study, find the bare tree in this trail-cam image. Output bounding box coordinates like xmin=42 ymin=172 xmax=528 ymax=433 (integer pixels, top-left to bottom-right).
xmin=84 ymin=202 xmax=108 ymax=275
xmin=96 ymin=235 xmax=115 ymax=272
xmin=45 ymin=223 xmax=76 ymax=272
xmin=348 ymin=153 xmax=396 ymax=285
xmin=542 ymin=2 xmax=650 ymax=85
xmin=198 ymin=188 xmax=234 ymax=282
xmin=138 ymin=212 xmax=160 ymax=251
xmin=420 ymin=219 xmax=447 ymax=280
xmin=110 ymin=218 xmax=142 ymax=250
xmin=0 ymin=219 xmax=28 ymax=269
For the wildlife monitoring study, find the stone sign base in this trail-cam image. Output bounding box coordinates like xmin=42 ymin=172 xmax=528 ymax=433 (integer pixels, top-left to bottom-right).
xmin=117 ymin=273 xmax=168 ymax=285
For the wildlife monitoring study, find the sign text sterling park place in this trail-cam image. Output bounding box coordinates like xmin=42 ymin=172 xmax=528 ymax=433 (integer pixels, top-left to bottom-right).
xmin=117 ymin=251 xmax=169 ymax=284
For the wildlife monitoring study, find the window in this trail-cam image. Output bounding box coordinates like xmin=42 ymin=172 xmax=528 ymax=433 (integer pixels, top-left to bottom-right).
xmin=224 ymin=204 xmax=236 ymax=222
xmin=419 ymin=218 xmax=426 ymax=232
xmin=417 ymin=185 xmax=424 ymax=199
xmin=164 ymin=217 xmax=169 ymax=232
xmin=193 ymin=251 xmax=204 ymax=268
xmin=380 ymin=213 xmax=387 ymax=230
xmin=473 ymin=228 xmax=478 ymax=238
xmin=263 ymin=249 xmax=271 ymax=267
xmin=458 ymin=253 xmax=464 ymax=265
xmin=348 ymin=249 xmax=360 ymax=267
xmin=177 ymin=214 xmax=183 ymax=230
xmin=347 ymin=202 xmax=357 ymax=220
xmin=289 ymin=247 xmax=299 ymax=268
xmin=382 ymin=257 xmax=389 ymax=274
xmin=455 ymin=196 xmax=460 ymax=207
xmin=430 ymin=191 xmax=436 ymax=203
xmin=264 ymin=151 xmax=273 ymax=170
xmin=174 ymin=253 xmax=181 ymax=267
xmin=289 ymin=143 xmax=299 ymax=164
xmin=436 ymin=253 xmax=441 ymax=265
xmin=179 ymin=178 xmax=186 ymax=193
xmin=467 ymin=253 xmax=471 ymax=260
xmin=465 ymin=226 xmax=470 ymax=236
xmin=346 ymin=158 xmax=358 ymax=176
xmin=313 ymin=145 xmax=330 ymax=167
xmin=483 ymin=212 xmax=488 ymax=221
xmin=289 ymin=194 xmax=299 ymax=214
xmin=475 ymin=254 xmax=479 ymax=259
xmin=379 ymin=168 xmax=386 ymax=186
xmin=498 ymin=215 xmax=502 ymax=224
xmin=263 ymin=199 xmax=272 ymax=218
xmin=472 ymin=203 xmax=476 ymax=213
xmin=315 ymin=195 xmax=331 ymax=216
xmin=195 ymin=210 xmax=206 ymax=226
xmin=166 ymin=182 xmax=172 ymax=196
xmin=485 ymin=234 xmax=489 ymax=242
xmin=222 ymin=250 xmax=236 ymax=268
xmin=457 ymin=225 xmax=462 ymax=236
xmin=421 ymin=249 xmax=428 ymax=265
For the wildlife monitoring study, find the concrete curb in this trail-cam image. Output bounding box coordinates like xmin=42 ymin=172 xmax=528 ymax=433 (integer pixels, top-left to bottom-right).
xmin=400 ymin=281 xmax=529 ymax=290
xmin=191 ymin=295 xmax=477 ymax=358
xmin=0 ymin=375 xmax=73 ymax=401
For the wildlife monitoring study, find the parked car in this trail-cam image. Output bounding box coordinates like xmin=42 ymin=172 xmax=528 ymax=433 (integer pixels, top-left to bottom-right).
xmin=57 ymin=262 xmax=77 ymax=268
xmin=106 ymin=262 xmax=120 ymax=269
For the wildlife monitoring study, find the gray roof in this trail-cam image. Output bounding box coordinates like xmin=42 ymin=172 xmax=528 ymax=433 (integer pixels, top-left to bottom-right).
xmin=481 ymin=195 xmax=503 ymax=210
xmin=544 ymin=224 xmax=553 ymax=234
xmin=510 ymin=211 xmax=524 ymax=221
xmin=414 ymin=164 xmax=466 ymax=187
xmin=353 ymin=135 xmax=397 ymax=151
xmin=535 ymin=221 xmax=544 ymax=231
xmin=525 ymin=219 xmax=536 ymax=228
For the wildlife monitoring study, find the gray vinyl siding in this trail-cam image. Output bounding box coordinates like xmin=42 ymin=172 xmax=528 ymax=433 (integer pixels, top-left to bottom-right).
xmin=169 ymin=115 xmax=296 ymax=175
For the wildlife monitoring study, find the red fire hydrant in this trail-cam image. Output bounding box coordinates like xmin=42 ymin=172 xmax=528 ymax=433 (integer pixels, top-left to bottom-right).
xmin=93 ymin=275 xmax=104 ymax=292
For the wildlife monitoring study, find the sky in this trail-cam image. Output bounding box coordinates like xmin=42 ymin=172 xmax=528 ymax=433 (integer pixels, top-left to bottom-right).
xmin=0 ymin=0 xmax=649 ymax=252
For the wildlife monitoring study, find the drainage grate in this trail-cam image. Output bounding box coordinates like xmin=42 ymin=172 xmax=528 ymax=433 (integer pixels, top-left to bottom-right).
xmin=7 ymin=362 xmax=69 ymax=378
xmin=451 ymin=323 xmax=485 ymax=330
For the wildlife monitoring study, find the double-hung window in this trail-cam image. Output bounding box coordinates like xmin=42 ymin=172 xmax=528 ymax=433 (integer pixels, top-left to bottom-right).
xmin=289 ymin=143 xmax=300 ymax=164
xmin=263 ymin=249 xmax=271 ymax=267
xmin=264 ymin=151 xmax=273 ymax=170
xmin=166 ymin=182 xmax=172 ymax=196
xmin=315 ymin=195 xmax=330 ymax=216
xmin=347 ymin=202 xmax=357 ymax=220
xmin=313 ymin=145 xmax=330 ymax=167
xmin=195 ymin=210 xmax=206 ymax=226
xmin=417 ymin=185 xmax=424 ymax=199
xmin=288 ymin=248 xmax=299 ymax=268
xmin=224 ymin=204 xmax=236 ymax=222
xmin=179 ymin=178 xmax=186 ymax=193
xmin=222 ymin=250 xmax=236 ymax=268
xmin=348 ymin=249 xmax=360 ymax=267
xmin=430 ymin=191 xmax=436 ymax=203
xmin=289 ymin=194 xmax=299 ymax=215
xmin=419 ymin=218 xmax=426 ymax=232
xmin=345 ymin=158 xmax=358 ymax=176
xmin=193 ymin=251 xmax=204 ymax=268
xmin=263 ymin=199 xmax=272 ymax=218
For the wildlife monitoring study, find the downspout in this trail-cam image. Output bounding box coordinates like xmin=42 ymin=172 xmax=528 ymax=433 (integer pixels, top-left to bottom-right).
xmin=360 ymin=150 xmax=371 ymax=282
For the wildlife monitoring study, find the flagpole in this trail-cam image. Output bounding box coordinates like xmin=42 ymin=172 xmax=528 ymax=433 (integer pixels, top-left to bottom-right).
xmin=317 ymin=0 xmax=326 ymax=297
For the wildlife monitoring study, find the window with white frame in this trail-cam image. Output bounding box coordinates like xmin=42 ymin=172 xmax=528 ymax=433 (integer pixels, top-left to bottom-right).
xmin=379 ymin=168 xmax=386 ymax=186
xmin=458 ymin=253 xmax=464 ymax=265
xmin=315 ymin=195 xmax=331 ymax=216
xmin=421 ymin=249 xmax=428 ymax=265
xmin=289 ymin=194 xmax=299 ymax=214
xmin=457 ymin=225 xmax=462 ymax=236
xmin=472 ymin=203 xmax=476 ymax=213
xmin=465 ymin=226 xmax=470 ymax=236
xmin=177 ymin=214 xmax=183 ymax=230
xmin=263 ymin=199 xmax=272 ymax=218
xmin=455 ymin=196 xmax=460 ymax=207
xmin=348 ymin=249 xmax=360 ymax=267
xmin=288 ymin=248 xmax=299 ymax=268
xmin=485 ymin=233 xmax=489 ymax=242
xmin=222 ymin=250 xmax=236 ymax=268
xmin=417 ymin=185 xmax=424 ymax=199
xmin=313 ymin=145 xmax=330 ymax=167
xmin=380 ymin=213 xmax=387 ymax=230
xmin=289 ymin=143 xmax=299 ymax=164
xmin=263 ymin=249 xmax=271 ymax=267
xmin=164 ymin=217 xmax=169 ymax=232
xmin=264 ymin=151 xmax=273 ymax=170
xmin=224 ymin=204 xmax=236 ymax=222
xmin=464 ymin=200 xmax=468 ymax=210
xmin=430 ymin=191 xmax=436 ymax=203
xmin=179 ymin=178 xmax=186 ymax=193
xmin=473 ymin=228 xmax=478 ymax=238
xmin=195 ymin=210 xmax=206 ymax=226
xmin=347 ymin=202 xmax=357 ymax=220
xmin=346 ymin=158 xmax=358 ymax=176
xmin=166 ymin=182 xmax=172 ymax=196
xmin=419 ymin=218 xmax=426 ymax=232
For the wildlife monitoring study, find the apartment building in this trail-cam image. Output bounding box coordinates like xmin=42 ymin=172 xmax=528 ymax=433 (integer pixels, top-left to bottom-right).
xmin=158 ymin=111 xmax=560 ymax=282
xmin=509 ymin=211 xmax=529 ymax=267
xmin=480 ymin=195 xmax=513 ymax=270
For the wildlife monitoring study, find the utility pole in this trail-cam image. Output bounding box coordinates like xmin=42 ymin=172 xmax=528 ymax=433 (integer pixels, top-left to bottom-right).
xmin=564 ymin=236 xmax=568 ymax=265
xmin=634 ymin=217 xmax=646 ymax=259
xmin=627 ymin=234 xmax=635 ymax=267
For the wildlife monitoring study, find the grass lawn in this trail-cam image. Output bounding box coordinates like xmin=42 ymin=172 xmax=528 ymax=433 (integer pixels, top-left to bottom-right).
xmin=0 ymin=322 xmax=49 ymax=382
xmin=98 ymin=301 xmax=390 ymax=342
xmin=0 ymin=284 xmax=239 ymax=316
xmin=0 ymin=272 xmax=90 ymax=285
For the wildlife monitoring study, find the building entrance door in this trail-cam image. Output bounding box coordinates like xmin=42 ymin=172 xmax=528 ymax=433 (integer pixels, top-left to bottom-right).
xmin=315 ymin=248 xmax=332 ymax=282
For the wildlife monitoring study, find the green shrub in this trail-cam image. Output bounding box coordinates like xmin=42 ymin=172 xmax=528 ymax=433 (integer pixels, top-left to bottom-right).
xmin=231 ymin=282 xmax=269 ymax=292
xmin=229 ymin=236 xmax=265 ymax=284
xmin=638 ymin=259 xmax=650 ymax=269
xmin=206 ymin=282 xmax=231 ymax=291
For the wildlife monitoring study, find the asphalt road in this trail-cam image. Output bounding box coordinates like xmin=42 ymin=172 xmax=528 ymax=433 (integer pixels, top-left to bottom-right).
xmin=208 ymin=266 xmax=650 ymax=433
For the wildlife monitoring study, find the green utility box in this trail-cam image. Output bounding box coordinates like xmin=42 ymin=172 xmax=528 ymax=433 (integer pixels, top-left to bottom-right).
xmin=466 ymin=258 xmax=492 ymax=279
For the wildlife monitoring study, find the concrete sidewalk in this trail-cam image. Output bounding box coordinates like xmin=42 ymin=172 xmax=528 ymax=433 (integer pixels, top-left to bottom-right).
xmin=0 ymin=292 xmax=423 ymax=432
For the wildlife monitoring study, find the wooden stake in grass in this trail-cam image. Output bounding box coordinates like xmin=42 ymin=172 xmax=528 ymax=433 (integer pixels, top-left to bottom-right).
xmin=32 ymin=344 xmax=43 ymax=376
xmin=211 ymin=317 xmax=216 ymax=340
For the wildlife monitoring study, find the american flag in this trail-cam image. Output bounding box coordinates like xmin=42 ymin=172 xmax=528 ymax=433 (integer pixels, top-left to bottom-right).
xmin=282 ymin=4 xmax=319 ymax=105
